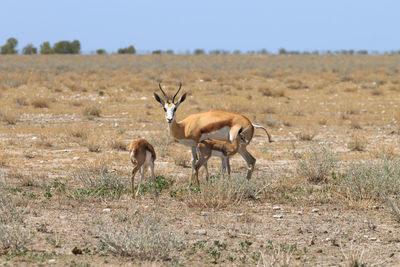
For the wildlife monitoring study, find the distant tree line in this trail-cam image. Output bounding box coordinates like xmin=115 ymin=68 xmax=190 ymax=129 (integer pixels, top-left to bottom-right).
xmin=2 ymin=37 xmax=400 ymax=55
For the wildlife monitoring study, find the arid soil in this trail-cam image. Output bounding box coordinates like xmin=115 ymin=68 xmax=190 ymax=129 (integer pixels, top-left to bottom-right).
xmin=1 ymin=55 xmax=400 ymax=266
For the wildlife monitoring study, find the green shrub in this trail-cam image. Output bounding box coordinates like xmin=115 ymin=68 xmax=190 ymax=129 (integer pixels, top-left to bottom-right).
xmin=296 ymin=145 xmax=338 ymax=183
xmin=339 ymin=157 xmax=400 ymax=201
xmin=72 ymin=166 xmax=129 ymax=199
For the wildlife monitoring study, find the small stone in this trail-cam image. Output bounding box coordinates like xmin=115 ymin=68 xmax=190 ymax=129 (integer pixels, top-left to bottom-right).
xmin=236 ymin=213 xmax=244 ymax=217
xmin=325 ymin=238 xmax=331 ymax=242
xmin=133 ymin=210 xmax=139 ymax=215
xmin=200 ymin=211 xmax=208 ymax=216
xmin=48 ymin=259 xmax=56 ymax=263
xmin=73 ymin=156 xmax=80 ymax=160
xmin=312 ymin=208 xmax=319 ymax=213
xmin=72 ymin=247 xmax=82 ymax=255
xmin=140 ymin=96 xmax=147 ymax=100
xmin=370 ymin=237 xmax=377 ymax=241
xmin=297 ymin=211 xmax=303 ymax=215
xmin=317 ymin=249 xmax=323 ymax=253
xmin=273 ymin=214 xmax=283 ymax=219
xmin=273 ymin=206 xmax=282 ymax=210
xmin=193 ymin=229 xmax=207 ymax=235
xmin=363 ymin=235 xmax=369 ymax=238
xmin=103 ymin=208 xmax=111 ymax=212
xmin=32 ymin=136 xmax=38 ymax=140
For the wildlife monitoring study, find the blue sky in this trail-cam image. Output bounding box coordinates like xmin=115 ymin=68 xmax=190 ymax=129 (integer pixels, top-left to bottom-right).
xmin=0 ymin=0 xmax=399 ymax=54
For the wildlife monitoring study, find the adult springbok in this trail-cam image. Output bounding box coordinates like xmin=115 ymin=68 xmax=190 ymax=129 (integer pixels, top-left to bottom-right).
xmin=153 ymin=82 xmax=272 ymax=180
xmin=129 ymin=139 xmax=157 ymax=198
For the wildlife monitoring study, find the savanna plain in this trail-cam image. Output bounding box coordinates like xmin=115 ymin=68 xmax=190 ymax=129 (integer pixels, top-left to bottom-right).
xmin=1 ymin=55 xmax=400 ymax=266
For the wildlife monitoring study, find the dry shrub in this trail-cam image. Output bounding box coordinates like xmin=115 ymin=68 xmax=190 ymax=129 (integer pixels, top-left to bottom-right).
xmin=87 ymin=141 xmax=102 ymax=153
xmin=14 ymin=97 xmax=29 ymax=107
xmin=1 ymin=111 xmax=19 ymax=125
xmin=109 ymin=140 xmax=127 ymax=151
xmin=347 ymin=135 xmax=367 ymax=152
xmin=258 ymin=85 xmax=285 ymax=97
xmin=350 ymin=120 xmax=362 ymax=129
xmin=98 ymin=214 xmax=183 ymax=261
xmin=31 ymin=98 xmax=50 ymax=108
xmin=82 ymin=105 xmax=101 ymax=117
xmin=36 ymin=135 xmax=53 ymax=148
xmin=296 ymin=145 xmax=338 ymax=183
xmin=182 ymin=175 xmax=264 ymax=209
xmin=371 ymin=89 xmax=383 ymax=96
xmin=173 ymin=153 xmax=190 ymax=168
xmin=68 ymin=127 xmax=88 ymax=140
xmin=0 ymin=173 xmax=31 ymax=251
xmin=296 ymin=131 xmax=316 ymax=141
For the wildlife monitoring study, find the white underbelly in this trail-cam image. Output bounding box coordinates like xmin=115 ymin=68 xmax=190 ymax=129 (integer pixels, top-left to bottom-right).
xmin=200 ymin=126 xmax=231 ymax=142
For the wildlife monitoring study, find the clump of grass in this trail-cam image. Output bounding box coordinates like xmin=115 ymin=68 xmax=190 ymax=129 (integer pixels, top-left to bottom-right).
xmin=173 ymin=153 xmax=190 ymax=168
xmin=339 ymin=157 xmax=400 ymax=201
xmin=82 ymin=105 xmax=101 ymax=117
xmin=296 ymin=145 xmax=339 ymax=183
xmin=0 ymin=173 xmax=31 ymax=251
xmin=31 ymin=98 xmax=50 ymax=108
xmin=347 ymin=135 xmax=367 ymax=152
xmin=87 ymin=141 xmax=102 ymax=153
xmin=135 ymin=175 xmax=174 ymax=197
xmin=181 ymin=175 xmax=266 ymax=209
xmin=98 ymin=215 xmax=183 ymax=261
xmin=71 ymin=166 xmax=129 ymax=199
xmin=14 ymin=97 xmax=29 ymax=107
xmin=0 ymin=111 xmax=19 ymax=125
xmin=68 ymin=127 xmax=88 ymax=140
xmin=296 ymin=131 xmax=316 ymax=141
xmin=109 ymin=140 xmax=127 ymax=151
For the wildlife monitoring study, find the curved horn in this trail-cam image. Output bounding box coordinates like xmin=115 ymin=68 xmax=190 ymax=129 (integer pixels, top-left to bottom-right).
xmin=158 ymin=82 xmax=169 ymax=103
xmin=172 ymin=82 xmax=182 ymax=103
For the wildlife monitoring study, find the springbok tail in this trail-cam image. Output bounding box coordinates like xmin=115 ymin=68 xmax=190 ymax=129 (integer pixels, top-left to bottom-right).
xmin=253 ymin=124 xmax=273 ymax=143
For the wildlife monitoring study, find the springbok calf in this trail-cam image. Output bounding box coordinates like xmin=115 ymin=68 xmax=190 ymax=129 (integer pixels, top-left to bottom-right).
xmin=129 ymin=139 xmax=157 ymax=198
xmin=153 ymin=82 xmax=272 ymax=180
xmin=193 ymin=128 xmax=247 ymax=186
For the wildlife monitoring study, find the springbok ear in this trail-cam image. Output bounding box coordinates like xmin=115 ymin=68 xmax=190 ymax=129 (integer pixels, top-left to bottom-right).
xmin=153 ymin=92 xmax=165 ymax=106
xmin=176 ymin=92 xmax=187 ymax=106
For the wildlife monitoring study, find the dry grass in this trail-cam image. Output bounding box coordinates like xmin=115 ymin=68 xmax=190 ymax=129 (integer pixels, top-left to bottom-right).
xmin=348 ymin=135 xmax=367 ymax=152
xmin=0 ymin=174 xmax=31 ymax=251
xmin=1 ymin=55 xmax=400 ymax=265
xmin=31 ymin=98 xmax=50 ymax=108
xmin=98 ymin=214 xmax=183 ymax=260
xmin=0 ymin=111 xmax=19 ymax=125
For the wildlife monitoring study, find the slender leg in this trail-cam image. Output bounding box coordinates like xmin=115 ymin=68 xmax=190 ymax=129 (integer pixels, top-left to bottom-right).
xmin=238 ymin=145 xmax=256 ymax=180
xmin=194 ymin=154 xmax=210 ymax=187
xmin=226 ymin=157 xmax=231 ymax=179
xmin=204 ymin=161 xmax=210 ymax=182
xmin=150 ymin=160 xmax=158 ymax=198
xmin=191 ymin=146 xmax=197 ymax=182
xmin=130 ymin=163 xmax=140 ymax=198
xmin=221 ymin=156 xmax=227 ymax=175
xmin=135 ymin=165 xmax=146 ymax=198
